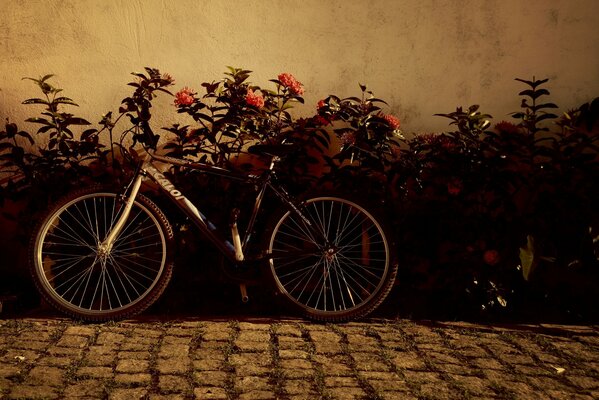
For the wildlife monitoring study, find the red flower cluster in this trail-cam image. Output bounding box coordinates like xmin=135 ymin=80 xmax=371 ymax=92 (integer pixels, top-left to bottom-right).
xmin=382 ymin=114 xmax=400 ymax=130
xmin=483 ymin=249 xmax=500 ymax=266
xmin=340 ymin=132 xmax=356 ymax=145
xmin=245 ymin=89 xmax=265 ymax=108
xmin=447 ymin=177 xmax=463 ymax=196
xmin=278 ymin=73 xmax=304 ymax=95
xmin=174 ymin=87 xmax=195 ymax=107
xmin=494 ymin=121 xmax=520 ymax=135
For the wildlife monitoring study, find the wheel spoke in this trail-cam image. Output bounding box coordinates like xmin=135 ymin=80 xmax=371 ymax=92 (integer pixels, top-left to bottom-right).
xmin=269 ymin=197 xmax=392 ymax=319
xmin=32 ymin=190 xmax=170 ymax=319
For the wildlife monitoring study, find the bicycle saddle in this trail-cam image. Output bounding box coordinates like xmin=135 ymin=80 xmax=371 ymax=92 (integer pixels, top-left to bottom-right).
xmin=247 ymin=143 xmax=297 ymax=158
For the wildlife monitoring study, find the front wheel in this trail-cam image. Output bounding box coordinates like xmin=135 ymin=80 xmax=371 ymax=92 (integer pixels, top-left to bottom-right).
xmin=265 ymin=195 xmax=397 ymax=321
xmin=29 ymin=185 xmax=174 ymax=321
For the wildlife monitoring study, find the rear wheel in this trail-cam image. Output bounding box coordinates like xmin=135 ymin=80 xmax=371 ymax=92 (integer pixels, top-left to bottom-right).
xmin=265 ymin=195 xmax=397 ymax=321
xmin=29 ymin=186 xmax=174 ymax=321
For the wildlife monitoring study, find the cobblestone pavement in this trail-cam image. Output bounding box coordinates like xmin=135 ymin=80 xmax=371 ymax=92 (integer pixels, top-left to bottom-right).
xmin=0 ymin=316 xmax=598 ymax=400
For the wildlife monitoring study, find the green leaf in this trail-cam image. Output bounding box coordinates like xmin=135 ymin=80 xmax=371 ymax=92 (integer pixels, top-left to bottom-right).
xmin=25 ymin=117 xmax=53 ymax=125
xmin=518 ymin=88 xmax=550 ymax=100
xmin=519 ymin=235 xmax=536 ymax=281
xmin=54 ymin=97 xmax=79 ymax=106
xmin=65 ymin=117 xmax=91 ymax=125
xmin=22 ymin=98 xmax=50 ymax=105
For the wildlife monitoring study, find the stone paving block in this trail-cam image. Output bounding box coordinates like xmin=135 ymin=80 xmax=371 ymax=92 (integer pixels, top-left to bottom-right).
xmin=324 ymin=375 xmax=361 ymax=388
xmin=193 ymin=386 xmax=228 ymax=399
xmin=63 ymin=380 xmax=108 ymax=398
xmin=96 ymin=332 xmax=126 ymax=346
xmin=351 ymin=352 xmax=390 ymax=372
xmin=192 ymin=358 xmax=223 ymax=371
xmin=194 ymin=370 xmax=228 ymax=386
xmin=159 ymin=344 xmax=190 ymax=358
xmin=345 ymin=332 xmax=379 ymax=351
xmin=235 ymin=375 xmax=271 ymax=392
xmin=116 ymin=358 xmax=150 ymax=373
xmin=118 ymin=350 xmax=152 ymax=360
xmin=391 ymin=350 xmax=427 ymax=370
xmin=77 ymin=366 xmax=114 ymax=379
xmin=418 ymin=381 xmax=460 ymax=400
xmin=56 ymin=334 xmax=90 ymax=348
xmin=109 ymin=387 xmax=148 ymax=400
xmin=402 ymin=370 xmax=443 ymax=385
xmin=238 ymin=322 xmax=270 ymax=331
xmin=230 ymin=352 xmax=271 ymax=368
xmin=279 ymin=358 xmax=312 ymax=371
xmin=309 ymin=331 xmax=341 ymax=354
xmin=278 ymin=349 xmax=308 ymax=359
xmin=0 ymin=364 xmax=20 ymax=378
xmin=64 ymin=325 xmax=96 ymax=337
xmin=201 ymin=323 xmax=232 ymax=341
xmin=193 ymin=349 xmax=226 ymax=362
xmin=12 ymin=340 xmax=48 ymax=351
xmin=114 ymin=372 xmax=152 ymax=386
xmin=238 ymin=390 xmax=276 ymax=399
xmin=546 ymin=390 xmax=595 ymax=400
xmin=368 ymin=376 xmax=410 ymax=392
xmin=568 ymin=374 xmax=599 ymax=390
xmin=1 ymin=349 xmax=41 ymax=364
xmin=471 ymin=357 xmax=504 ymax=370
xmin=159 ymin=374 xmax=191 ymax=393
xmin=277 ymin=338 xmax=306 ymax=351
xmin=157 ymin=357 xmax=191 ymax=374
xmin=163 ymin=335 xmax=192 ymax=345
xmin=237 ymin=340 xmax=270 ymax=352
xmin=312 ymin=355 xmax=352 ymax=376
xmin=327 ymin=386 xmax=366 ymax=400
xmin=282 ymin=379 xmax=313 ymax=395
xmin=26 ymin=366 xmax=65 ymax=386
xmin=238 ymin=330 xmax=270 ymax=342
xmin=46 ymin=345 xmax=84 ymax=358
xmin=275 ymin=323 xmax=303 ymax=337
xmin=448 ymin=374 xmax=494 ymax=396
xmin=8 ymin=384 xmax=59 ymax=399
xmin=37 ymin=355 xmax=73 ymax=367
xmin=121 ymin=341 xmax=155 ymax=352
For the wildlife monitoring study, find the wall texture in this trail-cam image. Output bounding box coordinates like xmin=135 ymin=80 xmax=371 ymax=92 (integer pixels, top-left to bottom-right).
xmin=1 ymin=0 xmax=598 ymax=138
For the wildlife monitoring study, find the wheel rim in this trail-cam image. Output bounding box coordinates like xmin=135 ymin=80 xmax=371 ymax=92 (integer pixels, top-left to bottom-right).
xmin=34 ymin=193 xmax=167 ymax=315
xmin=269 ymin=197 xmax=390 ymax=314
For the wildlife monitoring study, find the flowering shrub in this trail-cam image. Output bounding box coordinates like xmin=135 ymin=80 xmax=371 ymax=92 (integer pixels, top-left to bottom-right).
xmin=1 ymin=67 xmax=597 ymax=320
xmin=161 ymin=67 xmax=325 ymax=168
xmin=388 ymin=78 xmax=599 ymax=318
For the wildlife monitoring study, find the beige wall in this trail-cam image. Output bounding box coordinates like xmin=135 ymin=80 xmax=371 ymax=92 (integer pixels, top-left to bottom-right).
xmin=1 ymin=0 xmax=598 ymax=138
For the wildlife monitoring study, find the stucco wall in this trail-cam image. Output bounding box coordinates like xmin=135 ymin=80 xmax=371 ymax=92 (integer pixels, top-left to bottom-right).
xmin=1 ymin=0 xmax=598 ymax=139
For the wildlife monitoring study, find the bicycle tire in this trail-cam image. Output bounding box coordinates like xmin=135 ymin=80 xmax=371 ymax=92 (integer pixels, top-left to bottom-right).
xmin=265 ymin=195 xmax=397 ymax=322
xmin=29 ymin=185 xmax=174 ymax=321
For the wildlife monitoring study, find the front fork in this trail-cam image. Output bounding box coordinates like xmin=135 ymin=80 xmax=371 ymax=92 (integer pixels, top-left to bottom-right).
xmin=98 ymin=171 xmax=144 ymax=255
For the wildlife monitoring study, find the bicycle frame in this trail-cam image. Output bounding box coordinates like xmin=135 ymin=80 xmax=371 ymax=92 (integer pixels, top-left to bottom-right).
xmin=101 ymin=148 xmax=302 ymax=266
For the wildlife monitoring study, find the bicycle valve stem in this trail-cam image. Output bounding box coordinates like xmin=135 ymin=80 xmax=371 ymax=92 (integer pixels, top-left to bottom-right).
xmin=230 ymin=208 xmax=244 ymax=262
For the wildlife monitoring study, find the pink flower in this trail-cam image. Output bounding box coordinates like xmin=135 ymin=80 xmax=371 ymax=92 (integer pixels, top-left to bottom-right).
xmin=340 ymin=132 xmax=356 ymax=146
xmin=245 ymin=89 xmax=265 ymax=108
xmin=483 ymin=249 xmax=500 ymax=266
xmin=447 ymin=177 xmax=463 ymax=196
xmin=317 ymin=100 xmax=326 ymax=110
xmin=382 ymin=114 xmax=401 ymax=130
xmin=174 ymin=87 xmax=195 ymax=107
xmin=278 ymin=72 xmax=304 ymax=95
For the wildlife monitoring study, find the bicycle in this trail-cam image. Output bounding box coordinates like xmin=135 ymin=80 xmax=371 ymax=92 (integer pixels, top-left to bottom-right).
xmin=29 ymin=140 xmax=398 ymax=322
